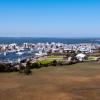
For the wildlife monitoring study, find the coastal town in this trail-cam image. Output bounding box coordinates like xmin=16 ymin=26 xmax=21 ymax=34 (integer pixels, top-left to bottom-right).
xmin=0 ymin=42 xmax=100 ymax=54
xmin=0 ymin=42 xmax=100 ymax=72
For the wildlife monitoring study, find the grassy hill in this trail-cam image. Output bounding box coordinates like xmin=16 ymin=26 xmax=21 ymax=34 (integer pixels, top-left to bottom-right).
xmin=0 ymin=62 xmax=100 ymax=100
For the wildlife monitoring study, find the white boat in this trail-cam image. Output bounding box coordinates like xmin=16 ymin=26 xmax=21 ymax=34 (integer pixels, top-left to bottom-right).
xmin=30 ymin=48 xmax=33 ymax=51
xmin=35 ymin=51 xmax=47 ymax=56
xmin=35 ymin=51 xmax=42 ymax=56
xmin=4 ymin=52 xmax=7 ymax=56
xmin=16 ymin=52 xmax=24 ymax=55
xmin=18 ymin=58 xmax=21 ymax=63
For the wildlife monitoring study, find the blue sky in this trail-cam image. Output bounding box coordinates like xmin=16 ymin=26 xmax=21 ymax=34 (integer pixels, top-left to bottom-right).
xmin=0 ymin=0 xmax=100 ymax=37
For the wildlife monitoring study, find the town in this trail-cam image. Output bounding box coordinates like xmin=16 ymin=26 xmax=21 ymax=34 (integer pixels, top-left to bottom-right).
xmin=0 ymin=42 xmax=99 ymax=54
xmin=0 ymin=42 xmax=100 ymax=72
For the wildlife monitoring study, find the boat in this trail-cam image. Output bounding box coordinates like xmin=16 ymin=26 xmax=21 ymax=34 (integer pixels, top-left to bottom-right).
xmin=35 ymin=51 xmax=47 ymax=56
xmin=35 ymin=51 xmax=42 ymax=56
xmin=4 ymin=52 xmax=7 ymax=56
xmin=18 ymin=58 xmax=21 ymax=63
xmin=30 ymin=48 xmax=34 ymax=51
xmin=16 ymin=51 xmax=24 ymax=55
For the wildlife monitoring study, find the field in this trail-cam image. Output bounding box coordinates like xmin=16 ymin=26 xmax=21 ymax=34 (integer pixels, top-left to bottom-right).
xmin=0 ymin=62 xmax=100 ymax=100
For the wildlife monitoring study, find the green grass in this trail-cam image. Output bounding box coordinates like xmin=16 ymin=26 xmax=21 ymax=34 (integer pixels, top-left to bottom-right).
xmin=47 ymin=55 xmax=63 ymax=58
xmin=38 ymin=60 xmax=53 ymax=65
xmin=88 ymin=56 xmax=98 ymax=61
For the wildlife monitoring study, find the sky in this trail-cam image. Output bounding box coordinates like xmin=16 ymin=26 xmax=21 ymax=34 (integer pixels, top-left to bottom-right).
xmin=0 ymin=0 xmax=100 ymax=37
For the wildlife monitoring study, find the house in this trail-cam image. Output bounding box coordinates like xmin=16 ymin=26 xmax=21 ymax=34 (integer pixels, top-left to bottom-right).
xmin=76 ymin=53 xmax=86 ymax=61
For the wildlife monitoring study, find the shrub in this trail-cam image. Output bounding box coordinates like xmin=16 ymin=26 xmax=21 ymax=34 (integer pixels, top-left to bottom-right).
xmin=57 ymin=60 xmax=64 ymax=66
xmin=52 ymin=60 xmax=57 ymax=66
xmin=19 ymin=69 xmax=24 ymax=73
xmin=0 ymin=64 xmax=5 ymax=72
xmin=0 ymin=63 xmax=17 ymax=72
xmin=23 ymin=67 xmax=32 ymax=75
xmin=4 ymin=66 xmax=12 ymax=72
xmin=26 ymin=61 xmax=32 ymax=68
xmin=31 ymin=62 xmax=41 ymax=69
xmin=19 ymin=64 xmax=25 ymax=73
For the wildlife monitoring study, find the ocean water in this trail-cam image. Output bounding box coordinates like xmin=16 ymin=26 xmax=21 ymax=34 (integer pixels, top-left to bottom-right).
xmin=0 ymin=37 xmax=100 ymax=44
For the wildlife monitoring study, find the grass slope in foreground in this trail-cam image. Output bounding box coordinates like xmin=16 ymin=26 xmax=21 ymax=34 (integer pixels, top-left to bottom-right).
xmin=0 ymin=62 xmax=100 ymax=100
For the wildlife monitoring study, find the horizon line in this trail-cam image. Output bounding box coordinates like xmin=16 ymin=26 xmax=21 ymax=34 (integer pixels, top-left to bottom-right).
xmin=0 ymin=37 xmax=100 ymax=39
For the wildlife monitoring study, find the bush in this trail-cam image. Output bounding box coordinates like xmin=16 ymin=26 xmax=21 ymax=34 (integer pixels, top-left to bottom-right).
xmin=31 ymin=62 xmax=41 ymax=69
xmin=4 ymin=66 xmax=12 ymax=72
xmin=0 ymin=63 xmax=17 ymax=72
xmin=26 ymin=61 xmax=32 ymax=68
xmin=57 ymin=60 xmax=64 ymax=66
xmin=23 ymin=67 xmax=32 ymax=75
xmin=0 ymin=64 xmax=5 ymax=72
xmin=40 ymin=62 xmax=48 ymax=67
xmin=19 ymin=69 xmax=24 ymax=73
xmin=52 ymin=60 xmax=57 ymax=66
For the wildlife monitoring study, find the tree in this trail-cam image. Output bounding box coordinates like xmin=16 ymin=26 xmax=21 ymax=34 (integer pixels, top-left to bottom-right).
xmin=26 ymin=60 xmax=32 ymax=69
xmin=52 ymin=60 xmax=57 ymax=66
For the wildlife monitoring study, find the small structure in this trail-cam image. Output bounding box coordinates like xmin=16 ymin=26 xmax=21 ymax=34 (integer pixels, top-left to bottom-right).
xmin=76 ymin=53 xmax=86 ymax=61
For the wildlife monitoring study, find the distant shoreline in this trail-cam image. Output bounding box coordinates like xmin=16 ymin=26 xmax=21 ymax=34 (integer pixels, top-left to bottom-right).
xmin=0 ymin=37 xmax=100 ymax=39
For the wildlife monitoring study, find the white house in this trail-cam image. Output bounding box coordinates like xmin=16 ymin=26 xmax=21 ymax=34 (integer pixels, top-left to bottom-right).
xmin=76 ymin=53 xmax=86 ymax=61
